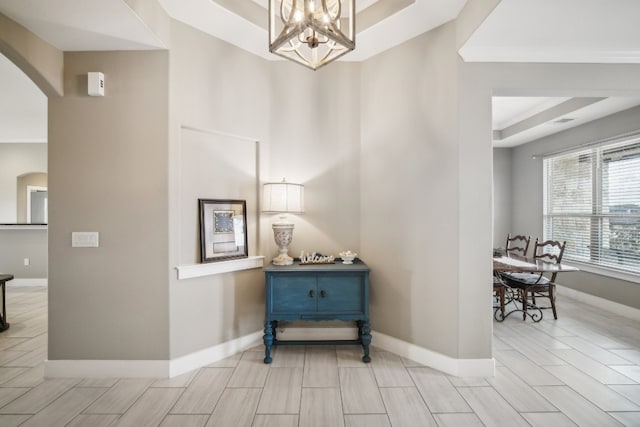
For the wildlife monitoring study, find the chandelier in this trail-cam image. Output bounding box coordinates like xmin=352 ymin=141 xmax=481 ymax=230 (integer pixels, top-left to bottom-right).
xmin=269 ymin=0 xmax=355 ymax=70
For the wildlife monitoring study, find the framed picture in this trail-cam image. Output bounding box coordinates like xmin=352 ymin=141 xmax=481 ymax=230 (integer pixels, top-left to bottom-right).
xmin=199 ymin=199 xmax=248 ymax=262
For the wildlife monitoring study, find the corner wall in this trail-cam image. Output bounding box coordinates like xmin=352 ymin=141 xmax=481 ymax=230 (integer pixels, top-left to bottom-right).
xmin=168 ymin=21 xmax=363 ymax=360
xmin=360 ymin=22 xmax=465 ymax=359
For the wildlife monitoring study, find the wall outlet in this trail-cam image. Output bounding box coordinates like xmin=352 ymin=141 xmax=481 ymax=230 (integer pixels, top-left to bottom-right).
xmin=24 ymin=258 xmax=30 ymax=266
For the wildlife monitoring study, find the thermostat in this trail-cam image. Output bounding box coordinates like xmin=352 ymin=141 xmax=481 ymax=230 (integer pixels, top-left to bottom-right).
xmin=88 ymin=72 xmax=105 ymax=96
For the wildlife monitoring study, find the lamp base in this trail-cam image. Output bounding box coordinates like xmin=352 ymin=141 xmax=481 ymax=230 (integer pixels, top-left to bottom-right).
xmin=272 ymin=253 xmax=294 ymax=266
xmin=272 ymin=223 xmax=295 ymax=266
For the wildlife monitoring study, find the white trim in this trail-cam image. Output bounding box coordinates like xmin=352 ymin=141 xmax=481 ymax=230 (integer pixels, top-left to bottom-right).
xmin=44 ymin=359 xmax=169 ymax=378
xmin=176 ymin=256 xmax=265 ymax=280
xmin=372 ymin=331 xmax=495 ymax=377
xmin=458 ymin=47 xmax=640 ymax=64
xmin=42 ymin=327 xmax=495 ymax=378
xmin=169 ymin=330 xmax=263 ymax=377
xmin=9 ymin=278 xmax=48 ymax=287
xmin=44 ymin=330 xmax=264 ymax=379
xmin=556 ymin=285 xmax=640 ymax=322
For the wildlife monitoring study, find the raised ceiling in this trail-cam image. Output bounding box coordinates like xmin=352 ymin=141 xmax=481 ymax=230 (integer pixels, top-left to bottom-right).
xmin=492 ymin=96 xmax=640 ymax=148
xmin=1 ymin=0 xmax=640 ymax=146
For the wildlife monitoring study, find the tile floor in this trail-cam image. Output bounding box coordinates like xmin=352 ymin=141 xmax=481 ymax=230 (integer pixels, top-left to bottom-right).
xmin=0 ymin=286 xmax=640 ymax=426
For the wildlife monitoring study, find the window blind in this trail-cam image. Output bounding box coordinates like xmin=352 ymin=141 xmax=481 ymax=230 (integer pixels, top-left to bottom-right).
xmin=543 ymin=136 xmax=640 ymax=276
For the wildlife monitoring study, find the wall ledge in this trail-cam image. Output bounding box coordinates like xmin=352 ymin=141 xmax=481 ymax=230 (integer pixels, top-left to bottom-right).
xmin=0 ymin=224 xmax=47 ymax=230
xmin=175 ymin=256 xmax=264 ymax=280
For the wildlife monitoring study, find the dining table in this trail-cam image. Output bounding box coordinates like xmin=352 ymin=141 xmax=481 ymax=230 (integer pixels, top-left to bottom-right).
xmin=493 ymin=253 xmax=578 ymax=322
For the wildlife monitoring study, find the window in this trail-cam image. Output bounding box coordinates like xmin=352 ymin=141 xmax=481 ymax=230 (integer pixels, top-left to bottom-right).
xmin=543 ymin=135 xmax=640 ymax=277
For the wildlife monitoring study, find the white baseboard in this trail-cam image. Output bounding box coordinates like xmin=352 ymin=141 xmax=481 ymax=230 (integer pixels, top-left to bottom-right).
xmin=557 ymin=285 xmax=640 ymax=322
xmin=44 ymin=330 xmax=263 ymax=379
xmin=169 ymin=331 xmax=263 ymax=377
xmin=372 ymin=331 xmax=495 ymax=377
xmin=8 ymin=278 xmax=47 ymax=287
xmin=264 ymin=326 xmax=493 ymax=377
xmin=44 ymin=359 xmax=169 ymax=378
xmin=44 ymin=327 xmax=494 ymax=378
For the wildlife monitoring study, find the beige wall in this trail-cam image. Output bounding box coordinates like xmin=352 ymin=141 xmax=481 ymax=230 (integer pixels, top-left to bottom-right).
xmin=48 ymin=50 xmax=170 ymax=360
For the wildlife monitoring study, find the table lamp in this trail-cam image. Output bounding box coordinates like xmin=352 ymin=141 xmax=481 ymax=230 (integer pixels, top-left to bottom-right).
xmin=262 ymin=179 xmax=305 ymax=265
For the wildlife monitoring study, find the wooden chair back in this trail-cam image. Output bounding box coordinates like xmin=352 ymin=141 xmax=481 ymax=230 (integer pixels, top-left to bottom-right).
xmin=505 ymin=234 xmax=531 ymax=257
xmin=532 ymin=239 xmax=567 ymax=281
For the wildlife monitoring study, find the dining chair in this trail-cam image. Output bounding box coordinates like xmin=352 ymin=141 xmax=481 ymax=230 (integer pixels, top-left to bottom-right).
xmin=502 ymin=239 xmax=566 ymax=319
xmin=493 ymin=234 xmax=530 ymax=319
xmin=493 ymin=274 xmax=506 ymax=319
xmin=505 ymin=233 xmax=531 ymax=257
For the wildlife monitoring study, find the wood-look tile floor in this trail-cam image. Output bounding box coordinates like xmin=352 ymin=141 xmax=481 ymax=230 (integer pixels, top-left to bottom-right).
xmin=1 ymin=286 xmax=640 ymax=426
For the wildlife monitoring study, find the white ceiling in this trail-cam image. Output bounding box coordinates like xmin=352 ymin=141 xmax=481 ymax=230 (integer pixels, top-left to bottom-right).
xmin=1 ymin=0 xmax=640 ymax=145
xmin=459 ymin=0 xmax=640 ymax=64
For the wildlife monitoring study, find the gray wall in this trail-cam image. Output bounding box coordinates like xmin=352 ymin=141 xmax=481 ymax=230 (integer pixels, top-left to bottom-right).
xmin=510 ymin=105 xmax=640 ymax=309
xmin=493 ymin=147 xmax=512 ymax=247
xmin=0 ymin=229 xmax=47 ymax=278
xmin=48 ymin=50 xmax=170 ymax=360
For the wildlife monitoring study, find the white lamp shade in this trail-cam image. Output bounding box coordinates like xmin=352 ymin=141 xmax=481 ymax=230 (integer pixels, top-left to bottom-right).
xmin=263 ymin=181 xmax=305 ymax=214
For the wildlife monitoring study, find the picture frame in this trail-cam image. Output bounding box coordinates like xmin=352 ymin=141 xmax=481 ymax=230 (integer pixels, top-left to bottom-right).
xmin=199 ymin=199 xmax=248 ymax=263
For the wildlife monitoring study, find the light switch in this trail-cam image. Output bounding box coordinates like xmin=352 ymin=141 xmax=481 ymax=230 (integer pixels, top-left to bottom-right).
xmin=72 ymin=232 xmax=99 ymax=247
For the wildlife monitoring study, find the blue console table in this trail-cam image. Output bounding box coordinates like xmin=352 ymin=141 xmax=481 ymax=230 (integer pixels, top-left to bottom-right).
xmin=263 ymin=259 xmax=371 ymax=364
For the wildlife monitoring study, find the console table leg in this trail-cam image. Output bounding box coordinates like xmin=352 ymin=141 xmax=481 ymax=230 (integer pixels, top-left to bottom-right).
xmin=263 ymin=321 xmax=274 ymax=364
xmin=360 ymin=321 xmax=372 ymax=363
